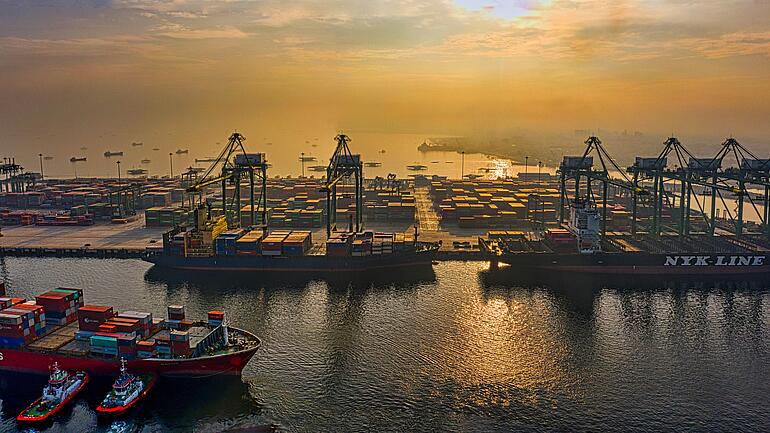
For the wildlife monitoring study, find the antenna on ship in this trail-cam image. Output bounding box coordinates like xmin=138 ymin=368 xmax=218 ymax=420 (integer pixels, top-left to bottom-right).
xmin=222 ymin=314 xmax=229 ymax=346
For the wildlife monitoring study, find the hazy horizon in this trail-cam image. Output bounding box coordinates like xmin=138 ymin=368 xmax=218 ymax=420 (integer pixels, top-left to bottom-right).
xmin=2 ymin=0 xmax=770 ymax=173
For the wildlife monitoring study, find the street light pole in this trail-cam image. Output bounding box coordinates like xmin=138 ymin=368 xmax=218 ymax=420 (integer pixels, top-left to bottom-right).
xmin=538 ymin=161 xmax=543 ymax=227
xmin=169 ymin=153 xmax=174 ymax=178
xmin=524 ymin=156 xmax=528 ymax=178
xmin=38 ymin=154 xmax=44 ymax=181
xmin=117 ymin=160 xmax=121 ymax=183
xmin=460 ymin=151 xmax=465 ymax=180
xmin=301 ymin=152 xmax=305 ymax=177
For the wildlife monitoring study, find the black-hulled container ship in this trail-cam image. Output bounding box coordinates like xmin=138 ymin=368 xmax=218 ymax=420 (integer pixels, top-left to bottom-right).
xmin=481 ymin=200 xmax=770 ymax=276
xmin=143 ymin=209 xmax=439 ymax=272
xmin=0 ymin=288 xmax=260 ymax=377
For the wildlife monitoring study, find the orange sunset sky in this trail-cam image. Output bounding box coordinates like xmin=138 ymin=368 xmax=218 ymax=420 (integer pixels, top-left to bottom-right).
xmin=1 ymin=0 xmax=769 ymax=160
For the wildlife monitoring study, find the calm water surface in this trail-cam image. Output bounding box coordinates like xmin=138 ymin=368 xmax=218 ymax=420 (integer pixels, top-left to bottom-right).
xmin=0 ymin=258 xmax=769 ymax=432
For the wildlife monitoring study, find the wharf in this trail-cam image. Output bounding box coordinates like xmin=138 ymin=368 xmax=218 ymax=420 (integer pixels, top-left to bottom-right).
xmin=0 ymin=221 xmax=488 ymax=261
xmin=0 ymin=218 xmax=165 ymax=258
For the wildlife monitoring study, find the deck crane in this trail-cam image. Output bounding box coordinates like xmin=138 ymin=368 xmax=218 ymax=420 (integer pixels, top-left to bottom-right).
xmin=186 ymin=132 xmax=268 ymax=231
xmin=322 ymin=133 xmax=363 ymax=236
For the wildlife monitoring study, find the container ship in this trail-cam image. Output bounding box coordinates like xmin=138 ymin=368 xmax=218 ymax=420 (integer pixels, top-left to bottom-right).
xmin=480 ymin=200 xmax=770 ymax=276
xmin=0 ymin=288 xmax=260 ymax=377
xmin=143 ymin=208 xmax=439 ymax=272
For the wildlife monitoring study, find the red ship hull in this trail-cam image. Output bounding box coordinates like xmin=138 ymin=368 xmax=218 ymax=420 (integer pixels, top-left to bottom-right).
xmin=0 ymin=327 xmax=260 ymax=378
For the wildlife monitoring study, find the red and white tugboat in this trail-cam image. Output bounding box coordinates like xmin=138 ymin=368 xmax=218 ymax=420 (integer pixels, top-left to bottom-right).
xmin=96 ymin=358 xmax=157 ymax=417
xmin=17 ymin=362 xmax=89 ymax=423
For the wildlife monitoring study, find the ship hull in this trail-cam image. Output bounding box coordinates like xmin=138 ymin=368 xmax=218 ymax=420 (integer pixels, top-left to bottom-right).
xmin=143 ymin=247 xmax=438 ymax=272
xmin=491 ymin=252 xmax=770 ymax=275
xmin=0 ymin=328 xmax=260 ymax=378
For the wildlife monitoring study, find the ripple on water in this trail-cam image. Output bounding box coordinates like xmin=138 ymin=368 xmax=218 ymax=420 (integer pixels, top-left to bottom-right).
xmin=0 ymin=258 xmax=769 ymax=432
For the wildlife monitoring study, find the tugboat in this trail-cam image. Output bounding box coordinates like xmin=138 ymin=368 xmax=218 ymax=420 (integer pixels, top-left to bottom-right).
xmin=17 ymin=362 xmax=89 ymax=423
xmin=96 ymin=358 xmax=157 ymax=417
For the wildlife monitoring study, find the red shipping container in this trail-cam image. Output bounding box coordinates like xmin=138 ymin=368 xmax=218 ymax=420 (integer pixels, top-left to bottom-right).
xmin=98 ymin=324 xmax=117 ymax=333
xmin=34 ymin=295 xmax=70 ymax=313
xmin=137 ymin=340 xmax=156 ymax=349
xmin=208 ymin=311 xmax=225 ymax=320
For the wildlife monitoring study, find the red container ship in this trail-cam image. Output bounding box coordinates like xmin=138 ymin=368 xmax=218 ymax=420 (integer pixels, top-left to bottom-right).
xmin=0 ymin=289 xmax=261 ymax=377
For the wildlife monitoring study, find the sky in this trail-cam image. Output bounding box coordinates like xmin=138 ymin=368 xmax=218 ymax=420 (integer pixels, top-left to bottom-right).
xmin=1 ymin=0 xmax=770 ymax=171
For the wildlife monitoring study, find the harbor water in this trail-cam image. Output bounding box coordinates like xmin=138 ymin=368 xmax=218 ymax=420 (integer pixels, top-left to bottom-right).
xmin=0 ymin=258 xmax=769 ymax=432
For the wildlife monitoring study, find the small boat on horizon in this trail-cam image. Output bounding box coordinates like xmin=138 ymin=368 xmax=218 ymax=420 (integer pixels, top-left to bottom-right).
xmin=131 ymin=142 xmax=143 ymax=147
xmin=308 ymin=165 xmax=327 ymax=172
xmin=127 ymin=168 xmax=148 ymax=176
xmin=364 ymin=161 xmax=382 ymax=167
xmin=195 ymin=157 xmax=218 ymax=163
xmin=43 ymin=156 xmax=54 ymax=161
xmin=17 ymin=363 xmax=89 ymax=423
xmin=407 ymin=164 xmax=428 ymax=171
xmin=299 ymin=155 xmax=317 ymax=162
xmin=104 ymin=151 xmax=124 ymax=157
xmin=141 ymin=159 xmax=151 ymax=164
xmin=70 ymin=157 xmax=87 ymax=163
xmin=175 ymin=149 xmax=189 ymax=155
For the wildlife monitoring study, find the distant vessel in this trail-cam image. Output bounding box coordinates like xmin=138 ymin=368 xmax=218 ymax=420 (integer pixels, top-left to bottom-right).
xmin=141 ymin=159 xmax=151 ymax=164
xmin=70 ymin=157 xmax=87 ymax=163
xmin=17 ymin=363 xmax=89 ymax=423
xmin=43 ymin=156 xmax=54 ymax=161
xmin=364 ymin=162 xmax=382 ymax=167
xmin=127 ymin=168 xmax=148 ymax=176
xmin=417 ymin=140 xmax=452 ymax=152
xmin=80 ymin=146 xmax=88 ymax=151
xmin=308 ymin=165 xmax=327 ymax=172
xmin=152 ymin=148 xmax=160 ymax=151
xmin=299 ymin=155 xmax=317 ymax=162
xmin=131 ymin=142 xmax=143 ymax=147
xmin=407 ymin=164 xmax=428 ymax=171
xmin=175 ymin=149 xmax=189 ymax=155
xmin=104 ymin=151 xmax=123 ymax=157
xmin=464 ymin=174 xmax=482 ymax=180
xmin=195 ymin=157 xmax=218 ymax=163
xmin=379 ymin=149 xmax=386 ymax=154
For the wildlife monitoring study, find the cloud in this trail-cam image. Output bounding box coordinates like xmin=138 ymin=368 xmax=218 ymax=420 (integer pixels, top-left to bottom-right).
xmin=155 ymin=25 xmax=250 ymax=39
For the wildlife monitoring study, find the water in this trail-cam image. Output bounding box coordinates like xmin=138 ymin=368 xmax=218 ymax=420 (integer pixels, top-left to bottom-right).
xmin=26 ymin=131 xmax=556 ymax=180
xmin=0 ymin=258 xmax=769 ymax=432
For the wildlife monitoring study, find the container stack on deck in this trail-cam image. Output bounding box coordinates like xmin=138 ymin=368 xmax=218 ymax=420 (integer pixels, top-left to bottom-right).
xmin=0 ymin=299 xmax=45 ymax=347
xmin=35 ymin=288 xmax=83 ymax=325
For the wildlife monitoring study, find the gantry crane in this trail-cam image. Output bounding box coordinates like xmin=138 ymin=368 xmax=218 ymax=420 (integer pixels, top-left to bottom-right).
xmin=558 ymin=136 xmax=647 ymax=236
xmin=322 ymin=133 xmax=363 ymax=236
xmin=628 ymin=137 xmax=770 ymax=237
xmin=186 ymin=132 xmax=268 ymax=230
